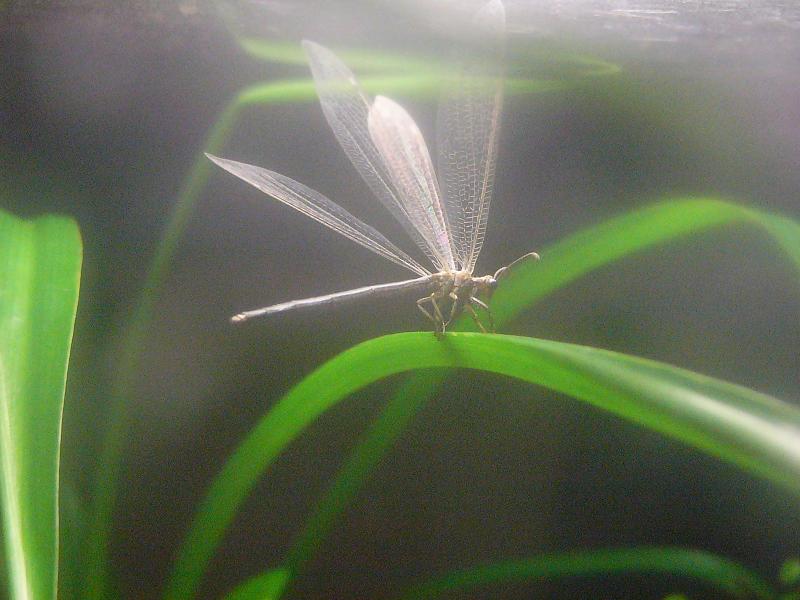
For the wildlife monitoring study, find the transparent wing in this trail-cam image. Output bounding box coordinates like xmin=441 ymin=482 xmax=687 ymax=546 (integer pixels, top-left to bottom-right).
xmin=207 ymin=154 xmax=431 ymax=277
xmin=302 ymin=40 xmax=448 ymax=271
xmin=437 ymin=0 xmax=506 ymax=272
xmin=367 ymin=96 xmax=455 ymax=271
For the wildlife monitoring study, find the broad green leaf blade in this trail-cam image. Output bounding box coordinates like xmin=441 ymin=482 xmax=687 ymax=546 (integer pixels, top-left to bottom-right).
xmin=222 ymin=568 xmax=289 ymax=600
xmin=0 ymin=211 xmax=82 ymax=600
xmin=164 ymin=332 xmax=800 ymax=600
xmin=398 ymin=547 xmax=776 ymax=600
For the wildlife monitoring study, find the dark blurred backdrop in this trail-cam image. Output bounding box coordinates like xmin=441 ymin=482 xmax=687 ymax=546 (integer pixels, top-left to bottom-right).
xmin=2 ymin=1 xmax=799 ymax=598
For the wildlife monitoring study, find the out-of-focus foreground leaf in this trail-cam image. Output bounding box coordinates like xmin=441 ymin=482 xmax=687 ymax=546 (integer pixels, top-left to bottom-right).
xmin=0 ymin=211 xmax=82 ymax=600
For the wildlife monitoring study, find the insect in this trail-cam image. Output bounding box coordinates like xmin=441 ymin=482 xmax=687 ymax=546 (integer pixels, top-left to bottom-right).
xmin=208 ymin=0 xmax=538 ymax=336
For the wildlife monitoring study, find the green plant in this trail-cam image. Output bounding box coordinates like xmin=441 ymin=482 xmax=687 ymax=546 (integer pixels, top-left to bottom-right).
xmin=164 ymin=199 xmax=800 ymax=600
xmin=103 ymin=41 xmax=800 ymax=600
xmin=81 ymin=40 xmax=621 ymax=600
xmin=2 ymin=36 xmax=797 ymax=600
xmin=0 ymin=211 xmax=82 ymax=600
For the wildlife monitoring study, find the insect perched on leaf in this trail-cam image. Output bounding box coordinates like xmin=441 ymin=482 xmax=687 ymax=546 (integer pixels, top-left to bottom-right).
xmin=208 ymin=0 xmax=538 ymax=336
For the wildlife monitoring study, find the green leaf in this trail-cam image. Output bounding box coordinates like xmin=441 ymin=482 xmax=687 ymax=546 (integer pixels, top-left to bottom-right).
xmin=86 ymin=72 xmax=562 ymax=600
xmin=275 ymin=198 xmax=800 ymax=593
xmin=397 ymin=547 xmax=776 ymax=600
xmin=236 ymin=38 xmax=620 ymax=84
xmin=780 ymin=558 xmax=800 ymax=587
xmin=0 ymin=211 xmax=82 ymax=600
xmin=165 ymin=198 xmax=800 ymax=600
xmin=488 ymin=198 xmax=800 ymax=328
xmin=238 ymin=39 xmax=442 ymax=74
xmin=222 ymin=568 xmax=289 ymax=600
xmin=164 ymin=331 xmax=800 ymax=600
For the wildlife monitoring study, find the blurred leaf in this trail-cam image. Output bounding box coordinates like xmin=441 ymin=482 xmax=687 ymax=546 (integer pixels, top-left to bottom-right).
xmin=222 ymin=568 xmax=289 ymax=600
xmin=0 ymin=211 xmax=82 ymax=600
xmin=238 ymin=39 xmax=440 ymax=74
xmin=398 ymin=547 xmax=776 ymax=600
xmin=235 ymin=74 xmax=565 ymax=107
xmin=487 ymin=198 xmax=800 ymax=328
xmin=236 ymin=38 xmax=620 ymax=84
xmin=780 ymin=558 xmax=800 ymax=587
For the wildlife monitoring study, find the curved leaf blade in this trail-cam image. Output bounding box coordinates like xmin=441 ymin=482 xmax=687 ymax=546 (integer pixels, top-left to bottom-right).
xmin=398 ymin=547 xmax=777 ymax=600
xmin=166 ymin=198 xmax=800 ymax=599
xmin=164 ymin=330 xmax=800 ymax=600
xmin=274 ymin=197 xmax=800 ymax=592
xmin=222 ymin=568 xmax=289 ymax=600
xmin=0 ymin=211 xmax=82 ymax=600
xmin=489 ymin=198 xmax=800 ymax=327
xmin=87 ymin=69 xmax=562 ymax=600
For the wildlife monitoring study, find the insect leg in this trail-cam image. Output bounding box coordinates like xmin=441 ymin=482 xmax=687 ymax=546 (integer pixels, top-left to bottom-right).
xmin=470 ymin=296 xmax=495 ymax=332
xmin=430 ymin=296 xmax=447 ymax=335
xmin=447 ymin=291 xmax=461 ymax=325
xmin=465 ymin=303 xmax=489 ymax=333
xmin=417 ymin=295 xmax=445 ymax=337
xmin=417 ymin=296 xmax=438 ymax=326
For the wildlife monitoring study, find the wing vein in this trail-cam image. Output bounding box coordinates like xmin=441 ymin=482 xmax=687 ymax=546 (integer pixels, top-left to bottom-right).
xmin=436 ymin=0 xmax=506 ymax=272
xmin=303 ymin=41 xmax=449 ymax=271
xmin=207 ymin=154 xmax=431 ymax=277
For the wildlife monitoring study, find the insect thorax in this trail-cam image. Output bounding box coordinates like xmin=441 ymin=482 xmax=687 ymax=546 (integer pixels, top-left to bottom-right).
xmin=429 ymin=270 xmax=495 ymax=299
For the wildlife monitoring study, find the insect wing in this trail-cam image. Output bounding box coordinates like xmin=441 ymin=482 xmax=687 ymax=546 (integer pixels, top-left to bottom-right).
xmin=436 ymin=0 xmax=506 ymax=272
xmin=302 ymin=41 xmax=448 ymax=271
xmin=207 ymin=154 xmax=430 ymax=277
xmin=368 ymin=96 xmax=455 ymax=271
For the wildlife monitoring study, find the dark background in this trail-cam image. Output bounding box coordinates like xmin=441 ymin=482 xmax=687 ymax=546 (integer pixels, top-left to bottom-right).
xmin=2 ymin=1 xmax=799 ymax=598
